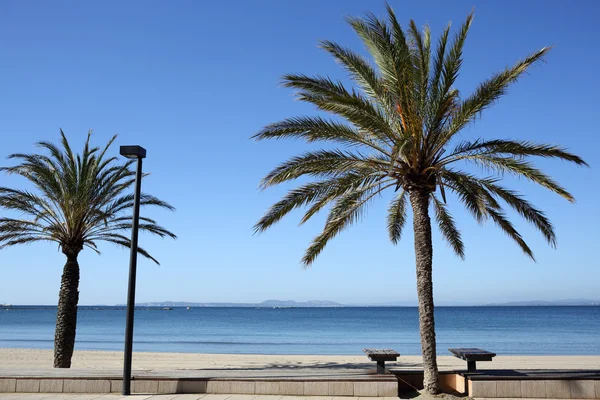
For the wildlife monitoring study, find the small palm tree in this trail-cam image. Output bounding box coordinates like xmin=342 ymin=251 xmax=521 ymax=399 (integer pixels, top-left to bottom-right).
xmin=0 ymin=131 xmax=176 ymax=368
xmin=253 ymin=7 xmax=587 ymax=393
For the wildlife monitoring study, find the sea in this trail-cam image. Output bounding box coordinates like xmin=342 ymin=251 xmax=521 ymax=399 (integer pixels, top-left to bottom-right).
xmin=0 ymin=306 xmax=599 ymax=355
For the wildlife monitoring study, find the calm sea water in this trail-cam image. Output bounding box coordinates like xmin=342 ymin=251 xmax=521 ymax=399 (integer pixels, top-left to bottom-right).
xmin=0 ymin=306 xmax=598 ymax=355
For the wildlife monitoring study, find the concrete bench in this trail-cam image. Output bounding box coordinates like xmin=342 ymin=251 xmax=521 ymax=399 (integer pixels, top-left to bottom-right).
xmin=449 ymin=347 xmax=496 ymax=372
xmin=363 ymin=348 xmax=400 ymax=374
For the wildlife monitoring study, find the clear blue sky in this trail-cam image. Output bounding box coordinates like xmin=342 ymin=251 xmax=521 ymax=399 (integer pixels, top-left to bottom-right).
xmin=0 ymin=0 xmax=598 ymax=306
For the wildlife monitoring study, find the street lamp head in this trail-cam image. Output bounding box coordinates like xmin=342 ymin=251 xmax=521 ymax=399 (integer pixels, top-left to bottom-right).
xmin=120 ymin=145 xmax=147 ymax=159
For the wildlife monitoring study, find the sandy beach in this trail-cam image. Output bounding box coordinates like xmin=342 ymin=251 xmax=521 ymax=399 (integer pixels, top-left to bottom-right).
xmin=1 ymin=348 xmax=599 ymax=372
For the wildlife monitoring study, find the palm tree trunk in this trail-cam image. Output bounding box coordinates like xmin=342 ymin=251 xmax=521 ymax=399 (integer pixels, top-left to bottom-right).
xmin=409 ymin=189 xmax=439 ymax=394
xmin=53 ymin=253 xmax=80 ymax=368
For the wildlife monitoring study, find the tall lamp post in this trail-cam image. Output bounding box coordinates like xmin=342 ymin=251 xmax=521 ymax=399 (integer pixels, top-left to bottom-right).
xmin=119 ymin=145 xmax=146 ymax=396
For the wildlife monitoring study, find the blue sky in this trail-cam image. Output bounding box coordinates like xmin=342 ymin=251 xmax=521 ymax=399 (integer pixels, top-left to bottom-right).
xmin=0 ymin=0 xmax=598 ymax=306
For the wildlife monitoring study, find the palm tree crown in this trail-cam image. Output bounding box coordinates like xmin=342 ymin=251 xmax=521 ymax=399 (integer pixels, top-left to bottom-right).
xmin=0 ymin=130 xmax=176 ymax=260
xmin=254 ymin=8 xmax=587 ymax=264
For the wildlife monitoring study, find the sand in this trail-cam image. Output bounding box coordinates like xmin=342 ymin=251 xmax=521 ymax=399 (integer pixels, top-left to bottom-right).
xmin=0 ymin=348 xmax=599 ymax=371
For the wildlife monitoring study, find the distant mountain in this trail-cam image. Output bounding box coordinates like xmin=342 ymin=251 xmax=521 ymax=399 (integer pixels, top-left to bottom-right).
xmin=347 ymin=301 xmax=417 ymax=307
xmin=126 ymin=300 xmax=344 ymax=308
xmin=484 ymin=299 xmax=600 ymax=306
xmin=129 ymin=301 xmax=254 ymax=307
xmin=259 ymin=300 xmax=342 ymax=307
xmin=117 ymin=298 xmax=600 ymax=308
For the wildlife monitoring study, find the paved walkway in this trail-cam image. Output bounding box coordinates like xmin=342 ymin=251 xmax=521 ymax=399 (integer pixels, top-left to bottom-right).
xmin=0 ymin=394 xmax=399 ymax=399
xmin=0 ymin=395 xmax=578 ymax=400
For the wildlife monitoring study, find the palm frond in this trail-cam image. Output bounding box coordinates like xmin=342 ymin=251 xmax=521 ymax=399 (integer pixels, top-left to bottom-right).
xmin=480 ymin=179 xmax=556 ymax=247
xmin=93 ymin=233 xmax=160 ymax=264
xmin=444 ymin=139 xmax=588 ymax=166
xmin=387 ymin=190 xmax=407 ymax=244
xmin=319 ymin=40 xmax=399 ymax=125
xmin=302 ymin=182 xmax=394 ymax=266
xmin=300 ymin=173 xmax=392 ymax=225
xmin=441 ymin=170 xmax=557 ymax=251
xmin=441 ymin=171 xmax=497 ymax=222
xmin=253 ymin=116 xmax=389 ymax=154
xmin=439 ymin=12 xmax=473 ymax=100
xmin=427 ymin=23 xmax=451 ymax=110
xmin=439 ymin=47 xmax=551 ymax=149
xmin=0 ymin=236 xmax=50 ymax=250
xmin=444 ymin=174 xmax=557 ymax=247
xmin=255 ymin=172 xmax=390 ymax=233
xmin=460 ymin=155 xmax=575 ymax=202
xmin=432 ymin=195 xmax=464 ymax=258
xmin=426 ymin=12 xmax=473 ymax=150
xmin=486 ymin=207 xmax=535 ymax=260
xmin=408 ymin=20 xmax=431 ymax=110
xmin=283 ymin=74 xmax=397 ymax=143
xmin=259 ymin=149 xmax=386 ymax=189
xmin=348 ymin=10 xmax=407 ymax=99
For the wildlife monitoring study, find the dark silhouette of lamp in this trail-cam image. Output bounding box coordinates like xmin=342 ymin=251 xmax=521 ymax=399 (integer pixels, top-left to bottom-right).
xmin=119 ymin=145 xmax=146 ymax=396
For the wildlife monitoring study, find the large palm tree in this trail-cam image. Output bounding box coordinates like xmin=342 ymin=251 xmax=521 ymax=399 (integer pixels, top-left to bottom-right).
xmin=0 ymin=131 xmax=176 ymax=368
xmin=253 ymin=8 xmax=587 ymax=393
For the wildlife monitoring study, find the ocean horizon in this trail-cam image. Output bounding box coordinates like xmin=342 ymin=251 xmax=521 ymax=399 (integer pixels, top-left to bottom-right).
xmin=1 ymin=306 xmax=598 ymax=356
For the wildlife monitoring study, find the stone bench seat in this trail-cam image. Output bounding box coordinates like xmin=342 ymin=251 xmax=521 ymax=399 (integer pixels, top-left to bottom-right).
xmin=449 ymin=347 xmax=496 ymax=372
xmin=363 ymin=348 xmax=400 ymax=374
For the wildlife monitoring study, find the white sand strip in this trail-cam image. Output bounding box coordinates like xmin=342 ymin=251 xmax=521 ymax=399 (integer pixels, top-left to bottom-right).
xmin=0 ymin=348 xmax=598 ymax=371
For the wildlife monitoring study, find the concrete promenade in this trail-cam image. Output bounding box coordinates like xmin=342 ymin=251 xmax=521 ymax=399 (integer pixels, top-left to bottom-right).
xmin=0 ymin=393 xmax=580 ymax=399
xmin=1 ymin=350 xmax=599 ymax=399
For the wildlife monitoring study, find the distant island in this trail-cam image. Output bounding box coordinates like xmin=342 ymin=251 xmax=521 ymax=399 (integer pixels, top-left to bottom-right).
xmin=4 ymin=299 xmax=599 ymax=309
xmin=484 ymin=299 xmax=600 ymax=306
xmin=118 ymin=299 xmax=600 ymax=308
xmin=121 ymin=300 xmax=344 ymax=308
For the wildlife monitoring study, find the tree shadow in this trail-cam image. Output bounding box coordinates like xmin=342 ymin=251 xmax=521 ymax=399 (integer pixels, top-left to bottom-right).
xmin=192 ymin=360 xmax=423 ymax=372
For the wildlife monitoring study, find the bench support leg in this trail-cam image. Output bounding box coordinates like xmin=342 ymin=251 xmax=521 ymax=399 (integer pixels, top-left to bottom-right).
xmin=377 ymin=361 xmax=385 ymax=374
xmin=467 ymin=360 xmax=477 ymax=373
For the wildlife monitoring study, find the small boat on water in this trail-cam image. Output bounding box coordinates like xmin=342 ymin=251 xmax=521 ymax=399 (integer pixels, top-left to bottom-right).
xmin=186 ymin=306 xmax=192 ymax=310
